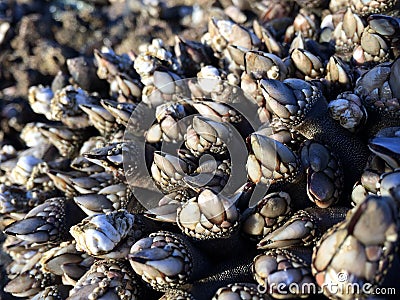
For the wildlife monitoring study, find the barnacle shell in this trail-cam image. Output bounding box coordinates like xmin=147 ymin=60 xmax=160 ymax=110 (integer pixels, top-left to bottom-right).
xmin=70 ymin=210 xmax=139 ymax=258
xmin=68 ymin=260 xmax=140 ymax=300
xmin=128 ymin=231 xmax=192 ymax=291
xmin=177 ymin=189 xmax=239 ymax=239
xmin=312 ymin=194 xmax=399 ymax=299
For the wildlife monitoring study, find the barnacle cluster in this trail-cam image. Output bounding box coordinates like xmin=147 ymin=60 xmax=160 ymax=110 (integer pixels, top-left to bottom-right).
xmin=1 ymin=0 xmax=400 ymax=300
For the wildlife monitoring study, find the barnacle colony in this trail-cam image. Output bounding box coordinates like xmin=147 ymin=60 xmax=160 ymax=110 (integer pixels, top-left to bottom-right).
xmin=1 ymin=0 xmax=400 ymax=299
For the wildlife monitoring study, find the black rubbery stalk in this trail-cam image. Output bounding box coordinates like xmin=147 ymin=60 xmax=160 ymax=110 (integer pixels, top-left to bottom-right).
xmin=295 ymin=98 xmax=369 ymax=192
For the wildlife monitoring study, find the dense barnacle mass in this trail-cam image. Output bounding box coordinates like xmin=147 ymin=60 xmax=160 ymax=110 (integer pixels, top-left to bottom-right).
xmin=0 ymin=0 xmax=400 ymax=300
